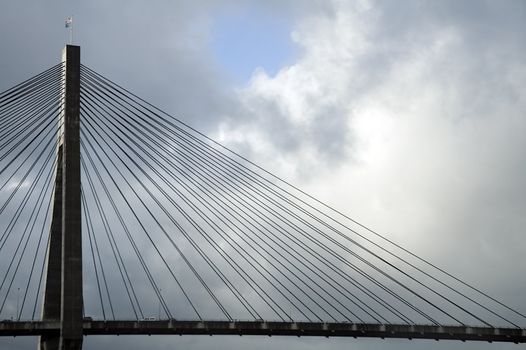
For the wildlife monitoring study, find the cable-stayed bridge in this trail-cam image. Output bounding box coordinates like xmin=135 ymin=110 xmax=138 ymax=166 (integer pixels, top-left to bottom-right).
xmin=0 ymin=46 xmax=524 ymax=349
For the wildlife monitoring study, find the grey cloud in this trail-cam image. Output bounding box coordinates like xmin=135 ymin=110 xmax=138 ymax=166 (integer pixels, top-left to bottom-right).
xmin=1 ymin=1 xmax=525 ymax=350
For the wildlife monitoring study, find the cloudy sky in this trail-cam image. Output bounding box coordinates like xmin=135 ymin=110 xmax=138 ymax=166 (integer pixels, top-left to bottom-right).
xmin=1 ymin=0 xmax=525 ymax=349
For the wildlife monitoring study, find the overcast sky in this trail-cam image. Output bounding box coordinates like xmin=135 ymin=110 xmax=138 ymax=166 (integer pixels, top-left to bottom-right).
xmin=1 ymin=0 xmax=525 ymax=349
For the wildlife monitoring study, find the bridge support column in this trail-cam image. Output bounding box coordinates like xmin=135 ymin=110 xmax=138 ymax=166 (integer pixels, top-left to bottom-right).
xmin=39 ymin=149 xmax=62 ymax=350
xmin=40 ymin=45 xmax=83 ymax=350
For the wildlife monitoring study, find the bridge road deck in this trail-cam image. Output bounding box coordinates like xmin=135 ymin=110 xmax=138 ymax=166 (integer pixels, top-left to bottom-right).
xmin=1 ymin=320 xmax=524 ymax=343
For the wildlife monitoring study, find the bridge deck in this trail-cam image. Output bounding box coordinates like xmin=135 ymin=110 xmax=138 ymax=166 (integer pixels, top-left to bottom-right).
xmin=0 ymin=320 xmax=524 ymax=343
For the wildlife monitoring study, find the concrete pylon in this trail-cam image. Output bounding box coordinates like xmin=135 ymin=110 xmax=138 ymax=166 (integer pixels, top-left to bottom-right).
xmin=40 ymin=45 xmax=83 ymax=350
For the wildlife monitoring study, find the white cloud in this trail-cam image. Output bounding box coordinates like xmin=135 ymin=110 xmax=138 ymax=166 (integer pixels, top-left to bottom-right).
xmin=215 ymin=0 xmax=526 ymax=313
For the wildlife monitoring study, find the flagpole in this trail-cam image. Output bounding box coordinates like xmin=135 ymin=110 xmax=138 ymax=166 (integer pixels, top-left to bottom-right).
xmin=65 ymin=16 xmax=73 ymax=45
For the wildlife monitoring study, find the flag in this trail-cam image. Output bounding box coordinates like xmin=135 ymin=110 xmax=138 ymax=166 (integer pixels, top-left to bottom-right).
xmin=65 ymin=17 xmax=73 ymax=28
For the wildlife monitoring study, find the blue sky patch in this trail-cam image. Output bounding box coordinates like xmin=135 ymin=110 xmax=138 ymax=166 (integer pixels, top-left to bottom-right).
xmin=210 ymin=6 xmax=296 ymax=83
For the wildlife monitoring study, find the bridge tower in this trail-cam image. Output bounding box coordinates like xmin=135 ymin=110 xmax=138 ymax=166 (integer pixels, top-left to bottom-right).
xmin=40 ymin=45 xmax=83 ymax=350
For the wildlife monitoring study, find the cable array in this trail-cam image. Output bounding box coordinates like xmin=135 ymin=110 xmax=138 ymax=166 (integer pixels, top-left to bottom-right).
xmin=0 ymin=63 xmax=64 ymax=321
xmin=0 ymin=61 xmax=523 ymax=328
xmin=76 ymin=64 xmax=525 ymax=327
